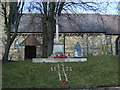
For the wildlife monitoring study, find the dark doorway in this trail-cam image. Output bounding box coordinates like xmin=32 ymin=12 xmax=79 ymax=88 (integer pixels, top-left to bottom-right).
xmin=116 ymin=36 xmax=120 ymax=55
xmin=25 ymin=46 xmax=36 ymax=59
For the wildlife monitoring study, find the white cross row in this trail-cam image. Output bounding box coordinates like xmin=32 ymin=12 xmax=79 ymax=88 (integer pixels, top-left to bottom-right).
xmin=50 ymin=66 xmax=73 ymax=72
xmin=50 ymin=64 xmax=73 ymax=82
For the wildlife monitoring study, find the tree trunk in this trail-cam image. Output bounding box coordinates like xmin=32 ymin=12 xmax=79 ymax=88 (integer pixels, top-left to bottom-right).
xmin=42 ymin=34 xmax=48 ymax=57
xmin=41 ymin=2 xmax=64 ymax=57
xmin=1 ymin=2 xmax=24 ymax=61
xmin=42 ymin=22 xmax=55 ymax=57
xmin=42 ymin=18 xmax=48 ymax=58
xmin=47 ymin=20 xmax=55 ymax=56
xmin=2 ymin=32 xmax=17 ymax=61
xmin=2 ymin=39 xmax=12 ymax=61
xmin=42 ymin=15 xmax=55 ymax=57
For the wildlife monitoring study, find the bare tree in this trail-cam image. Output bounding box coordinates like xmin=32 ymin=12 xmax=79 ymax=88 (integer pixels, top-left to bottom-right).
xmin=28 ymin=2 xmax=65 ymax=57
xmin=27 ymin=1 xmax=110 ymax=57
xmin=0 ymin=1 xmax=24 ymax=61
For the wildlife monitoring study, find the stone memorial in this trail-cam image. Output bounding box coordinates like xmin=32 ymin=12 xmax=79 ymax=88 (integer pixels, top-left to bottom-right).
xmin=52 ymin=14 xmax=64 ymax=55
xmin=74 ymin=42 xmax=82 ymax=57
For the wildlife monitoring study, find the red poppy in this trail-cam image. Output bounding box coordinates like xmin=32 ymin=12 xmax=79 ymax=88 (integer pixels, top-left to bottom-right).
xmin=60 ymin=81 xmax=68 ymax=84
xmin=55 ymin=55 xmax=67 ymax=58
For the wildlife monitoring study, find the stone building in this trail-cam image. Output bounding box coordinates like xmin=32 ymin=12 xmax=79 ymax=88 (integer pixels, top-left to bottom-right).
xmin=0 ymin=13 xmax=120 ymax=60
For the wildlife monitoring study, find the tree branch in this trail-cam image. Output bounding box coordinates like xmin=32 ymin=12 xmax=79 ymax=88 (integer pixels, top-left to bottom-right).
xmin=58 ymin=2 xmax=65 ymax=16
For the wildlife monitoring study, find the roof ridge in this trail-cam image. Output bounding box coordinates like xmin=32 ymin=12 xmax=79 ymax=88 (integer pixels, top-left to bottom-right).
xmin=22 ymin=13 xmax=119 ymax=16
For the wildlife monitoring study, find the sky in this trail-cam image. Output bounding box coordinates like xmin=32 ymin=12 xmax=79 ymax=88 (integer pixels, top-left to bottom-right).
xmin=80 ymin=2 xmax=118 ymax=15
xmin=23 ymin=1 xmax=119 ymax=15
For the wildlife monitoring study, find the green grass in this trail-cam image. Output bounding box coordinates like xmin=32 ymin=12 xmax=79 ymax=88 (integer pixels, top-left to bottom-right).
xmin=2 ymin=55 xmax=119 ymax=88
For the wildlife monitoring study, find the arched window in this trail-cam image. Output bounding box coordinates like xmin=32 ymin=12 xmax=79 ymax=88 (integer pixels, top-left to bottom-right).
xmin=14 ymin=39 xmax=20 ymax=48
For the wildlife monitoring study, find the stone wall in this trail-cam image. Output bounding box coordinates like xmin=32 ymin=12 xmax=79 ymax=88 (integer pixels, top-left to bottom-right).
xmin=9 ymin=34 xmax=27 ymax=60
xmin=9 ymin=33 xmax=43 ymax=60
xmin=1 ymin=33 xmax=119 ymax=61
xmin=64 ymin=33 xmax=118 ymax=57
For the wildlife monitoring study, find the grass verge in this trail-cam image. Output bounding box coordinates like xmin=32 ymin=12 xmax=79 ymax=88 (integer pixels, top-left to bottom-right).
xmin=2 ymin=55 xmax=119 ymax=88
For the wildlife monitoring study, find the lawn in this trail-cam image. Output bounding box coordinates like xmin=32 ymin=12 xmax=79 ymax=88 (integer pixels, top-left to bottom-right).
xmin=2 ymin=55 xmax=119 ymax=88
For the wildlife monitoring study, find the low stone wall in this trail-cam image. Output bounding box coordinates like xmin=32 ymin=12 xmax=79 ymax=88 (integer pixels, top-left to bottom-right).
xmin=32 ymin=58 xmax=87 ymax=63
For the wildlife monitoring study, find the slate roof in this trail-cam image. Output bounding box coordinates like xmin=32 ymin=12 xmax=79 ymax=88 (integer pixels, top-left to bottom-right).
xmin=16 ymin=13 xmax=119 ymax=35
xmin=20 ymin=35 xmax=42 ymax=46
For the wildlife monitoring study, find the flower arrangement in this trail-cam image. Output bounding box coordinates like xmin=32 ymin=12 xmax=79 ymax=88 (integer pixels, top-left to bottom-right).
xmin=60 ymin=81 xmax=68 ymax=84
xmin=54 ymin=52 xmax=67 ymax=58
xmin=55 ymin=55 xmax=67 ymax=58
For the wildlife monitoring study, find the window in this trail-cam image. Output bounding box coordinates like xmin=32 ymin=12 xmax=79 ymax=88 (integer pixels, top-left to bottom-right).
xmin=14 ymin=39 xmax=20 ymax=48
